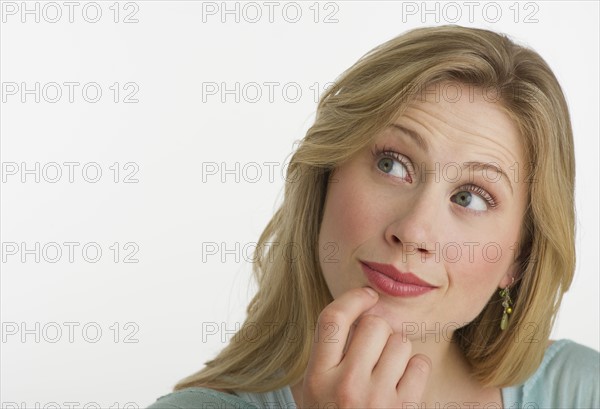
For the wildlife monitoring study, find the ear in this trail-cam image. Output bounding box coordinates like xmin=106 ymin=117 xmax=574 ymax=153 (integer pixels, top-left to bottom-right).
xmin=498 ymin=262 xmax=519 ymax=289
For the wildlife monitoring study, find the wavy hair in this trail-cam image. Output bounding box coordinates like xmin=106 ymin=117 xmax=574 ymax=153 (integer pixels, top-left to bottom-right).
xmin=174 ymin=24 xmax=575 ymax=391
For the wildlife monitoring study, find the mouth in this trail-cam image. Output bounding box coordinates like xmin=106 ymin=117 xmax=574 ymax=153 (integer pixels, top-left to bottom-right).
xmin=360 ymin=260 xmax=438 ymax=297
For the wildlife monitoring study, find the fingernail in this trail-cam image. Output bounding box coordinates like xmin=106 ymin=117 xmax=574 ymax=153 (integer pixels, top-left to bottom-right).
xmin=364 ymin=287 xmax=378 ymax=298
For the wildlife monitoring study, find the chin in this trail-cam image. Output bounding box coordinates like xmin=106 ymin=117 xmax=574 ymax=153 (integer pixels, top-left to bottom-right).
xmin=358 ymin=297 xmax=422 ymax=335
xmin=357 ymin=296 xmax=461 ymax=343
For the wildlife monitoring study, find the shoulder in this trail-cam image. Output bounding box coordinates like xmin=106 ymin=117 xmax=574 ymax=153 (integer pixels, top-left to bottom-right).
xmin=544 ymin=339 xmax=600 ymax=370
xmin=146 ymin=387 xmax=259 ymax=409
xmin=537 ymin=339 xmax=599 ymax=381
xmin=522 ymin=339 xmax=599 ymax=408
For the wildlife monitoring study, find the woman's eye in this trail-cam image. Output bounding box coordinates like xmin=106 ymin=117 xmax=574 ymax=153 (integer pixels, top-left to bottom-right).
xmin=376 ymin=156 xmax=410 ymax=180
xmin=451 ymin=187 xmax=496 ymax=212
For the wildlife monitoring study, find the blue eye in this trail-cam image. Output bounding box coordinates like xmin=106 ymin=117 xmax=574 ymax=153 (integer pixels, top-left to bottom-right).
xmin=371 ymin=146 xmax=413 ymax=182
xmin=377 ymin=156 xmax=409 ymax=179
xmin=451 ymin=185 xmax=498 ymax=212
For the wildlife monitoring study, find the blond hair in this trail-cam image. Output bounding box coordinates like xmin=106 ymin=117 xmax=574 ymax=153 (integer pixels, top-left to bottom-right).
xmin=174 ymin=24 xmax=575 ymax=391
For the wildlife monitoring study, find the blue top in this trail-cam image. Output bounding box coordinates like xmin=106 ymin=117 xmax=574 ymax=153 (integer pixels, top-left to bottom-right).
xmin=147 ymin=339 xmax=599 ymax=408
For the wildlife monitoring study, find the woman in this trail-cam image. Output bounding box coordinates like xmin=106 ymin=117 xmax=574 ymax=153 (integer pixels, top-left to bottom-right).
xmin=148 ymin=25 xmax=599 ymax=408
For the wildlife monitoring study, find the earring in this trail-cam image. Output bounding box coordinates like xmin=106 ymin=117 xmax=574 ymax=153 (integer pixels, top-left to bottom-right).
xmin=499 ymin=277 xmax=515 ymax=331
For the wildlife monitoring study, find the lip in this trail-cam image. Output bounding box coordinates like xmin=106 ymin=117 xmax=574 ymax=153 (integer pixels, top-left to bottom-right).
xmin=360 ymin=260 xmax=438 ymax=297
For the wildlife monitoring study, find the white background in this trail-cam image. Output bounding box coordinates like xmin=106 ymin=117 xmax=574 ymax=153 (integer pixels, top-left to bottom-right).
xmin=1 ymin=1 xmax=598 ymax=407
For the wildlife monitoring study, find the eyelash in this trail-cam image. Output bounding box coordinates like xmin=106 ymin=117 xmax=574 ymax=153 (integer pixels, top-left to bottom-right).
xmin=370 ymin=145 xmax=500 ymax=211
xmin=460 ymin=185 xmax=499 ymax=213
xmin=370 ymin=144 xmax=414 ymax=182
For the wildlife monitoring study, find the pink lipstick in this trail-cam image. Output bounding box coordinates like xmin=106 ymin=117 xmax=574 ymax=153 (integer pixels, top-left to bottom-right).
xmin=360 ymin=260 xmax=437 ymax=297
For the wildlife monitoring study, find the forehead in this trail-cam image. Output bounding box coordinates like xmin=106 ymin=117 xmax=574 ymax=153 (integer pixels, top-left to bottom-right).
xmin=388 ymin=83 xmax=524 ymax=168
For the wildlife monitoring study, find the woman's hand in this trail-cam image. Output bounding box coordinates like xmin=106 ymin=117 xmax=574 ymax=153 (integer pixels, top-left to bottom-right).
xmin=301 ymin=287 xmax=432 ymax=409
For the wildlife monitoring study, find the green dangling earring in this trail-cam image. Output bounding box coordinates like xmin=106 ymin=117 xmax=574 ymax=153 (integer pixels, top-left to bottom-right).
xmin=499 ymin=277 xmax=515 ymax=331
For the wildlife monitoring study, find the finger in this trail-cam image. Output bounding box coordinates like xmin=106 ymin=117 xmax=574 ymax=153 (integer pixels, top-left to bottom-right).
xmin=307 ymin=287 xmax=379 ymax=372
xmin=341 ymin=321 xmax=358 ymax=355
xmin=396 ymin=353 xmax=432 ymax=401
xmin=372 ymin=333 xmax=412 ymax=385
xmin=342 ymin=314 xmax=394 ymax=374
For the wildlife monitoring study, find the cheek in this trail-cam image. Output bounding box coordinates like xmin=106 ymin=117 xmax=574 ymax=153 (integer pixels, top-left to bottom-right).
xmin=319 ymin=171 xmax=378 ymax=251
xmin=318 ymin=169 xmax=381 ymax=294
xmin=446 ymin=241 xmax=516 ymax=317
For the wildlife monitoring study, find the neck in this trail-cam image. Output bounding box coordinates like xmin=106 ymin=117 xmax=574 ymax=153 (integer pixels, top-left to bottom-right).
xmin=410 ymin=334 xmax=478 ymax=405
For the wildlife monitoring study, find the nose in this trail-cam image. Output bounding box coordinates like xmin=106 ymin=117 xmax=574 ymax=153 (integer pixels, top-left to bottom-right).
xmin=384 ymin=186 xmax=439 ymax=259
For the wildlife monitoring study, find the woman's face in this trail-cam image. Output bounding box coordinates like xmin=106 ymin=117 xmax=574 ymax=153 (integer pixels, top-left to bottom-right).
xmin=318 ymin=82 xmax=528 ymax=340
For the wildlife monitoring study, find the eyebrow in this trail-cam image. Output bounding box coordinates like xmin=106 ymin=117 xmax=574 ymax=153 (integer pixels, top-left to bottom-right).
xmin=389 ymin=123 xmax=429 ymax=153
xmin=462 ymin=161 xmax=514 ymax=195
xmin=388 ymin=123 xmax=514 ymax=195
